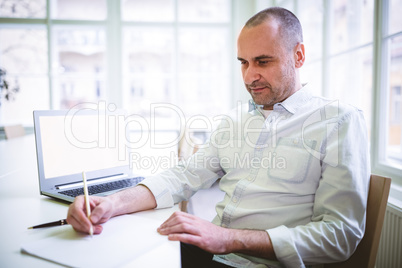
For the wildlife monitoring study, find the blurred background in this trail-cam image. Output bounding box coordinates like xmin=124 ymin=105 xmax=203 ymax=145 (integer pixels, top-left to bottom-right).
xmin=0 ymin=0 xmax=401 ymax=183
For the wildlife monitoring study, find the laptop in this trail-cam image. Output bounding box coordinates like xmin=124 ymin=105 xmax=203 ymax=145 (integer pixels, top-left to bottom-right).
xmin=33 ymin=108 xmax=145 ymax=202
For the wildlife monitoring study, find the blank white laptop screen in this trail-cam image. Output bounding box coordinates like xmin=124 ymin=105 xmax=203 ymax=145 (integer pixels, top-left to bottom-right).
xmin=33 ymin=109 xmax=140 ymax=203
xmin=40 ymin=115 xmax=127 ymax=179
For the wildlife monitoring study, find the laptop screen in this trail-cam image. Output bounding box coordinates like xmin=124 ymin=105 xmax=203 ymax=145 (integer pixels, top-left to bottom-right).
xmin=34 ymin=109 xmax=130 ymax=188
xmin=39 ymin=114 xmax=128 ymax=179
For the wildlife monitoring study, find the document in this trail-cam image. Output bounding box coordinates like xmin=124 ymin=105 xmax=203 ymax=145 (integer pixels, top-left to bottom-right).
xmin=21 ymin=213 xmax=179 ymax=267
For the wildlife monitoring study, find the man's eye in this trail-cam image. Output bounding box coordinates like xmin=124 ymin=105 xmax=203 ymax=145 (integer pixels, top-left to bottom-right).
xmin=258 ymin=60 xmax=268 ymax=65
xmin=240 ymin=61 xmax=247 ymax=65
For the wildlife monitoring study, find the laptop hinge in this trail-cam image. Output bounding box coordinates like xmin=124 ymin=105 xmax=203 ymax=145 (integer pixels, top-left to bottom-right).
xmin=56 ymin=174 xmax=129 ymax=190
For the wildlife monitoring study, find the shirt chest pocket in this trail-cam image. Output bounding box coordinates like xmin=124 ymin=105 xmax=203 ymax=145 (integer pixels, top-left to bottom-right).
xmin=268 ymin=137 xmax=318 ymax=183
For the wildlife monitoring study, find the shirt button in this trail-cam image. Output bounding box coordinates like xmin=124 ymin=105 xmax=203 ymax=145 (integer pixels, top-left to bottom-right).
xmin=293 ymin=139 xmax=298 ymax=144
xmin=232 ymin=197 xmax=238 ymax=203
xmin=248 ymin=177 xmax=253 ymax=181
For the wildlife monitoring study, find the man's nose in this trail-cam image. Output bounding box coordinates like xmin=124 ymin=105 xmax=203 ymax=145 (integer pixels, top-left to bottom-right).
xmin=243 ymin=65 xmax=261 ymax=85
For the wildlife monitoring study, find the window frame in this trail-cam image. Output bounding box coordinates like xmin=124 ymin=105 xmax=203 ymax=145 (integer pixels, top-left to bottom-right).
xmin=269 ymin=0 xmax=402 ymax=187
xmin=0 ymin=0 xmax=235 ymax=129
xmin=372 ymin=0 xmax=402 ymax=184
xmin=1 ymin=0 xmax=401 ymax=185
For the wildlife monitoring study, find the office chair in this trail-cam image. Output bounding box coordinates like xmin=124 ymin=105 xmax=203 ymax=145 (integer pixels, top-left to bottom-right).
xmin=324 ymin=174 xmax=391 ymax=268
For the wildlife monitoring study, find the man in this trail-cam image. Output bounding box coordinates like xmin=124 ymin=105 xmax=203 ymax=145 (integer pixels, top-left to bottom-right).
xmin=67 ymin=7 xmax=370 ymax=268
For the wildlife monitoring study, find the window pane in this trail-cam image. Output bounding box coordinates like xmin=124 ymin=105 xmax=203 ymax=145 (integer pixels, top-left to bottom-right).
xmin=52 ymin=76 xmax=105 ymax=108
xmin=177 ymin=75 xmax=230 ymax=116
xmin=389 ymin=0 xmax=402 ymax=35
xmin=0 ymin=77 xmax=49 ymax=125
xmin=0 ymin=28 xmax=48 ymax=74
xmin=298 ymin=0 xmax=323 ymax=61
xmin=51 ymin=0 xmax=107 ymax=20
xmin=178 ymin=27 xmax=230 ymax=116
xmin=121 ymin=0 xmax=174 ymax=22
xmin=327 ymin=46 xmax=373 ymax=131
xmin=178 ymin=0 xmax=230 ymax=23
xmin=300 ymin=61 xmax=322 ymax=96
xmin=0 ymin=0 xmax=46 ymax=18
xmin=387 ymin=35 xmax=402 ymax=165
xmin=52 ymin=27 xmax=106 ymax=109
xmin=123 ymin=27 xmax=174 ymax=74
xmin=276 ymin=0 xmax=294 ymax=13
xmin=178 ymin=27 xmax=229 ymax=74
xmin=330 ymin=0 xmax=374 ymax=55
xmin=122 ymin=27 xmax=174 ymax=116
xmin=0 ymin=27 xmax=49 ymax=125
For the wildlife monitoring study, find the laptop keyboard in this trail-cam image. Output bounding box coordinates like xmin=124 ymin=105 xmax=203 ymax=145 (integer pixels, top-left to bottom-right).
xmin=59 ymin=177 xmax=145 ymax=198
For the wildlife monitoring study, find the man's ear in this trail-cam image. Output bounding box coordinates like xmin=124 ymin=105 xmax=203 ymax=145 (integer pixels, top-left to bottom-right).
xmin=294 ymin=43 xmax=305 ymax=68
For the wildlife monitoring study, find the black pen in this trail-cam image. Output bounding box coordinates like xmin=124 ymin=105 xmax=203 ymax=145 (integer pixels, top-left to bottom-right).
xmin=28 ymin=219 xmax=69 ymax=229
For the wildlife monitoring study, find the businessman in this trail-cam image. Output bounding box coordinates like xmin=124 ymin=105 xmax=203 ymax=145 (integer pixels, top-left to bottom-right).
xmin=67 ymin=7 xmax=370 ymax=267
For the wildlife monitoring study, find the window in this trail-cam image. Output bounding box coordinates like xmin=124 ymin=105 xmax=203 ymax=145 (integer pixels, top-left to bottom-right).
xmin=0 ymin=0 xmax=46 ymax=18
xmin=379 ymin=0 xmax=402 ymax=171
xmin=298 ymin=0 xmax=374 ymax=130
xmin=121 ymin=0 xmax=174 ymax=22
xmin=0 ymin=26 xmax=49 ymax=125
xmin=297 ymin=0 xmax=323 ymax=96
xmin=52 ymin=26 xmax=107 ymax=109
xmin=327 ymin=0 xmax=373 ymax=129
xmin=51 ymin=0 xmax=107 ymax=20
xmin=0 ymin=0 xmax=232 ymax=127
xmin=391 ymin=86 xmax=401 ymax=124
xmin=273 ymin=0 xmax=402 ymax=183
xmin=121 ymin=0 xmax=231 ymax=120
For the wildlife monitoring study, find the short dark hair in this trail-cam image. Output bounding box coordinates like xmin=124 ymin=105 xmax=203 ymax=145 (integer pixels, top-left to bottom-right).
xmin=245 ymin=7 xmax=303 ymax=51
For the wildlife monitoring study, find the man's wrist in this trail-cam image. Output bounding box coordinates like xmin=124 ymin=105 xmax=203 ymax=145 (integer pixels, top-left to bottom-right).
xmin=109 ymin=185 xmax=157 ymax=217
xmin=226 ymin=228 xmax=277 ymax=260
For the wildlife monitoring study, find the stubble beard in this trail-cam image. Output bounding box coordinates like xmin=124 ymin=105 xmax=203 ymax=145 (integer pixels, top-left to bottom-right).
xmin=247 ymin=60 xmax=296 ymax=109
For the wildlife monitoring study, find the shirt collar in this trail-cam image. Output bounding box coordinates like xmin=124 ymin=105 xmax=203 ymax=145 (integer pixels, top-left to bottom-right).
xmin=248 ymin=99 xmax=263 ymax=113
xmin=248 ymin=85 xmax=312 ymax=115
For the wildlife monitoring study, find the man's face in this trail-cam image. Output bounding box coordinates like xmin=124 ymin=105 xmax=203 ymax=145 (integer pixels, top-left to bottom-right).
xmin=237 ymin=20 xmax=298 ymax=110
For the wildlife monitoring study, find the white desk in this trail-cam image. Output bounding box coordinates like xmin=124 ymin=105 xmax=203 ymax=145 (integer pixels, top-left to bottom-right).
xmin=0 ymin=135 xmax=180 ymax=267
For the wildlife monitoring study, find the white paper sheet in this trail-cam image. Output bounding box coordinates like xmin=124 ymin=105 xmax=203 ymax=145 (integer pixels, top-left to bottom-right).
xmin=21 ymin=214 xmax=177 ymax=268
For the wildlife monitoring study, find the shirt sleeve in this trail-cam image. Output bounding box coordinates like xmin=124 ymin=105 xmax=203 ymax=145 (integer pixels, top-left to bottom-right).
xmin=140 ymin=137 xmax=223 ymax=209
xmin=267 ymin=107 xmax=370 ymax=266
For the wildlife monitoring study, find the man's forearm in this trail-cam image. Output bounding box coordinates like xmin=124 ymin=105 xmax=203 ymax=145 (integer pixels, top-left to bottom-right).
xmin=109 ymin=185 xmax=157 ymax=217
xmin=228 ymin=228 xmax=277 ymax=260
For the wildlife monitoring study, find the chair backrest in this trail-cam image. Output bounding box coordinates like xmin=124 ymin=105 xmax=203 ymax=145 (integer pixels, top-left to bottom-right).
xmin=324 ymin=174 xmax=391 ymax=268
xmin=4 ymin=124 xmax=25 ymax=139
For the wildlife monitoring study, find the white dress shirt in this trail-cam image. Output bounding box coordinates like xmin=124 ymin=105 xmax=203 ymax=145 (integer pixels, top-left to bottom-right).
xmin=141 ymin=86 xmax=370 ymax=267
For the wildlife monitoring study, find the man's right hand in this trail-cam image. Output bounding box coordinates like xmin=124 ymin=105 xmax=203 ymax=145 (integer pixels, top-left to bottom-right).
xmin=67 ymin=195 xmax=114 ymax=235
xmin=66 ymin=185 xmax=157 ymax=235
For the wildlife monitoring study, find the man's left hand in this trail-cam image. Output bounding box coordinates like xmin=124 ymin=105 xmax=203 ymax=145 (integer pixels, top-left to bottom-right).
xmin=157 ymin=211 xmax=233 ymax=254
